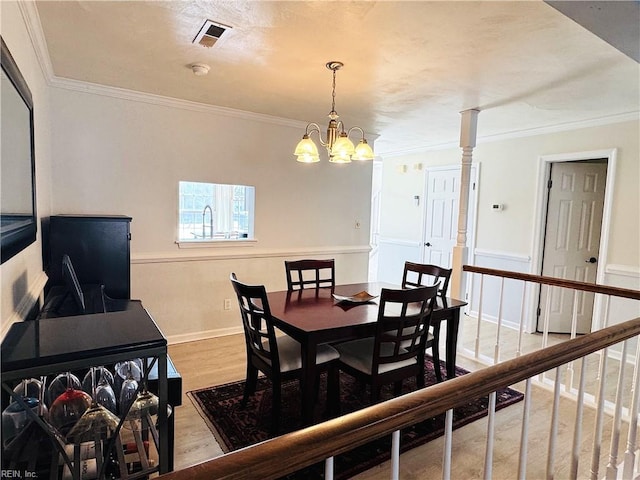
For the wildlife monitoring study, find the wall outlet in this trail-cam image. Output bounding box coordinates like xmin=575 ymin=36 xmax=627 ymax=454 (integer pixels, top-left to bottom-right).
xmin=223 ymin=298 xmax=231 ymax=310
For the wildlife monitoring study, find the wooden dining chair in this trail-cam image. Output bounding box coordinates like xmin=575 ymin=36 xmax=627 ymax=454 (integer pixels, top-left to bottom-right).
xmin=335 ymin=284 xmax=439 ymax=403
xmin=401 ymin=261 xmax=452 ymax=382
xmin=230 ymin=273 xmax=340 ymax=434
xmin=402 ymin=261 xmax=452 ymax=297
xmin=284 ymin=259 xmax=335 ymax=291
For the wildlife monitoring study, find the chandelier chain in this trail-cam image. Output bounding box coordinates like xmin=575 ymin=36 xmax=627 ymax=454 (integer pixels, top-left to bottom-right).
xmin=331 ymin=67 xmax=337 ymax=114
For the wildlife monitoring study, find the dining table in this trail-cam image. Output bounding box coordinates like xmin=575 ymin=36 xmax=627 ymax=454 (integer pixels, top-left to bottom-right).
xmin=266 ymin=281 xmax=468 ymax=425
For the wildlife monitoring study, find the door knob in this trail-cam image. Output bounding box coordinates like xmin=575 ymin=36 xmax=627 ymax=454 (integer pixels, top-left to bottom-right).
xmin=586 ymin=257 xmax=597 ymax=264
xmin=425 ymin=242 xmax=432 ymax=247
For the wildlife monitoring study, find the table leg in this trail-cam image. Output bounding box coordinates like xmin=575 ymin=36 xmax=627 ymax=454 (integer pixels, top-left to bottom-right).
xmin=158 ymin=352 xmax=169 ymax=473
xmin=445 ymin=309 xmax=461 ymax=379
xmin=300 ymin=342 xmax=317 ymax=426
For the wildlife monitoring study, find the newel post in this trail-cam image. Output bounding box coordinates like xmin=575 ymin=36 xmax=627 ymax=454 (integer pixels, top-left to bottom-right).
xmin=451 ymin=109 xmax=479 ymax=299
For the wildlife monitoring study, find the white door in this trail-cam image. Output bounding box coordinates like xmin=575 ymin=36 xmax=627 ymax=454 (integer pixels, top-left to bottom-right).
xmin=423 ymin=166 xmax=477 ymax=269
xmin=538 ymin=160 xmax=607 ymax=334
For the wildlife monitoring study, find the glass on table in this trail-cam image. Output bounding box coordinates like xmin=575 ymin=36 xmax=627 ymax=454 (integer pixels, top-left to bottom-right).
xmin=123 ymin=359 xmax=172 ymax=433
xmin=114 ymin=359 xmax=142 ymax=397
xmin=3 ymin=376 xmax=63 ymax=476
xmin=82 ymin=366 xmax=117 ymax=414
xmin=46 ymin=371 xmax=81 ymax=407
xmin=2 ymin=397 xmax=40 ymax=447
xmin=118 ymin=362 xmax=140 ymax=416
xmin=48 ymin=373 xmax=93 ymax=436
xmin=12 ymin=377 xmax=45 ymax=402
xmin=3 ymin=377 xmax=48 ymax=447
xmin=82 ymin=366 xmax=114 ymax=395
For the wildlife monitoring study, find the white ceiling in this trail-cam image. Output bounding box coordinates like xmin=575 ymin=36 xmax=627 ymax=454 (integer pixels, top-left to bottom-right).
xmin=34 ymin=0 xmax=639 ymax=156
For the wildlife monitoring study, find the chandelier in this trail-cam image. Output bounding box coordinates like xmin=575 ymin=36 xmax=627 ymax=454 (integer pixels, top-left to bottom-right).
xmin=294 ymin=61 xmax=375 ymax=164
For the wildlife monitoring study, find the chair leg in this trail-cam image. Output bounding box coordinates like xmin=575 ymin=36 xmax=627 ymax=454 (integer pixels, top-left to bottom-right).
xmin=432 ymin=343 xmax=443 ymax=382
xmin=417 ymin=352 xmax=426 ymax=389
xmin=326 ymin=365 xmax=340 ymax=416
xmin=241 ymin=364 xmax=259 ymax=408
xmin=370 ymin=383 xmax=381 ymax=403
xmin=393 ymin=380 xmax=403 ymax=396
xmin=270 ymin=380 xmax=282 ymax=435
xmin=431 ymin=327 xmax=444 ymax=383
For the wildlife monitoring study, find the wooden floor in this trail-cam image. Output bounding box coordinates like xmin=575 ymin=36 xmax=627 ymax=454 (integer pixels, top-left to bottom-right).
xmin=167 ymin=316 xmax=630 ymax=479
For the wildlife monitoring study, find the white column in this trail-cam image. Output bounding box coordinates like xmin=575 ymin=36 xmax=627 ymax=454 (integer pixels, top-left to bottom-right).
xmin=451 ymin=109 xmax=479 ymax=299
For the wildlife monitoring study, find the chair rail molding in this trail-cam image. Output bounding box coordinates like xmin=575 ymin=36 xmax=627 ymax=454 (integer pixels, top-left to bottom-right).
xmin=131 ymin=245 xmax=371 ymax=264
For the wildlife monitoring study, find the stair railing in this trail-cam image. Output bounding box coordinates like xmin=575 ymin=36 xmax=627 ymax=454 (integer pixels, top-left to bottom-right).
xmin=160 ymin=267 xmax=640 ymax=480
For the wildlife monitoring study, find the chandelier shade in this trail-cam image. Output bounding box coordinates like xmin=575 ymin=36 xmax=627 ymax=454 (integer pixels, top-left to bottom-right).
xmin=294 ymin=61 xmax=374 ymax=164
xmin=293 ymin=134 xmax=320 ymax=163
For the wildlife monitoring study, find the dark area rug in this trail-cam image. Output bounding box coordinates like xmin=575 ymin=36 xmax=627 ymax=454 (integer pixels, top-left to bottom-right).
xmin=189 ymin=356 xmax=523 ymax=479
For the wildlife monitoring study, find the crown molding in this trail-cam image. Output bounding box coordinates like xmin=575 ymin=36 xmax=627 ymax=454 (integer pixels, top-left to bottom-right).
xmin=18 ymin=0 xmax=308 ymax=129
xmin=20 ymin=0 xmax=638 ymax=156
xmin=378 ymin=111 xmax=639 ymax=158
xmin=47 ymin=75 xmax=308 ymax=128
xmin=18 ymin=0 xmax=55 ymax=81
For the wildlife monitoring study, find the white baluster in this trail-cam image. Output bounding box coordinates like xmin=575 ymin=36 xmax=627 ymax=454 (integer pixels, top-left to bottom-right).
xmin=622 ymin=334 xmax=640 ymax=480
xmin=475 ymin=274 xmax=484 ymax=359
xmin=443 ymin=409 xmax=453 ymax=480
xmin=590 ymin=347 xmax=609 ymax=480
xmin=325 ymin=456 xmax=334 ymax=480
xmin=570 ymin=356 xmax=587 ymax=479
xmin=542 ymin=285 xmax=553 ymax=349
xmin=606 ymin=340 xmax=629 ymax=479
xmin=590 ymin=297 xmax=611 ymax=480
xmin=518 ymin=378 xmax=532 ymax=480
xmin=516 ymin=282 xmax=528 ymax=358
xmin=547 ymin=366 xmax=562 ymax=479
xmin=483 ymin=392 xmax=497 ymax=480
xmin=391 ymin=430 xmax=400 ymax=480
xmin=493 ymin=278 xmax=504 ymax=364
xmin=539 ymin=286 xmax=553 ymax=383
xmin=565 ymin=290 xmax=581 ymax=392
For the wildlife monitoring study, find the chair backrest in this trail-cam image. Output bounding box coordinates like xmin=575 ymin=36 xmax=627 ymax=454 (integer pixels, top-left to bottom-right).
xmin=230 ymin=273 xmax=280 ymax=373
xmin=372 ymin=285 xmax=439 ymax=374
xmin=401 ymin=261 xmax=452 ymax=298
xmin=284 ymin=259 xmax=335 ymax=291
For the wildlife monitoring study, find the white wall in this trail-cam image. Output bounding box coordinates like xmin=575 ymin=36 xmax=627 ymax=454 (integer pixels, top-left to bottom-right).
xmin=1 ymin=1 xmax=372 ymax=343
xmin=46 ymin=87 xmax=373 ymax=341
xmin=0 ymin=1 xmax=53 ymax=336
xmin=379 ymin=119 xmax=640 ymax=327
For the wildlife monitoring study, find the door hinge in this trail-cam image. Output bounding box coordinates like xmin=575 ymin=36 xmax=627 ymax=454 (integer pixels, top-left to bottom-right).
xmin=472 ymin=182 xmax=476 ymax=190
xmin=547 ymin=179 xmax=553 ymax=189
xmin=536 ymin=307 xmax=541 ymax=317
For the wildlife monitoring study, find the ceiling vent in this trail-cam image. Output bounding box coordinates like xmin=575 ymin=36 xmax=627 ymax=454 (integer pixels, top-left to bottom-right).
xmin=193 ymin=19 xmax=231 ymax=48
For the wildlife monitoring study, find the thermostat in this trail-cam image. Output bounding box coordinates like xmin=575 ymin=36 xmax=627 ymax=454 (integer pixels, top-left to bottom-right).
xmin=491 ymin=203 xmax=504 ymax=211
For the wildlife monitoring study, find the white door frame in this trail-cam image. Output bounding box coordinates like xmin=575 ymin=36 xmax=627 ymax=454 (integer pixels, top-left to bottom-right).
xmin=421 ymin=163 xmax=480 ymax=300
xmin=530 ymin=148 xmax=617 ymax=332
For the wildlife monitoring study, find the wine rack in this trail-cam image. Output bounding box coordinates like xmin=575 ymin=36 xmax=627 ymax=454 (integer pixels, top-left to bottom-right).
xmin=1 ymin=305 xmax=171 ymax=479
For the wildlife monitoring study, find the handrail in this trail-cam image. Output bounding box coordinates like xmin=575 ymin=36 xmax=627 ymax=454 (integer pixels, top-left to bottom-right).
xmin=160 ymin=316 xmax=640 ymax=480
xmin=463 ymin=265 xmax=640 ymax=300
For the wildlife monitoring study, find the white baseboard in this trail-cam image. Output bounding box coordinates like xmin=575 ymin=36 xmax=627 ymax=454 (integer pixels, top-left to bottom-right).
xmin=167 ymin=326 xmax=243 ymax=345
xmin=1 ymin=271 xmax=48 ymax=339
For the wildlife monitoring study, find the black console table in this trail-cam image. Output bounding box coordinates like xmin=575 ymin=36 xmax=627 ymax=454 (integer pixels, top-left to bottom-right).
xmin=1 ymin=305 xmax=172 ymax=478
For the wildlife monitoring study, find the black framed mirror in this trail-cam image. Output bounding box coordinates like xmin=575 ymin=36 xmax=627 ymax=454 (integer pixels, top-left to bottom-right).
xmin=1 ymin=36 xmax=37 ymax=264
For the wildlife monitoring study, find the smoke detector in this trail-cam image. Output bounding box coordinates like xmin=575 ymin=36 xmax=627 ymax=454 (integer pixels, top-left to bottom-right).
xmin=191 ymin=63 xmax=210 ymax=76
xmin=193 ymin=19 xmax=231 ymax=48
